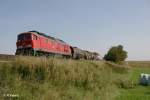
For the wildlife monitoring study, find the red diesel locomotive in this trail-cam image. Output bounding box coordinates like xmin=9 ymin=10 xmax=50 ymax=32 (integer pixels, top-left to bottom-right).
xmin=16 ymin=31 xmax=99 ymax=60
xmin=16 ymin=31 xmax=72 ymax=57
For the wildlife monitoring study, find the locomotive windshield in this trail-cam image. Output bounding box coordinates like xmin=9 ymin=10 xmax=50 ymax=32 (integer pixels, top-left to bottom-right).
xmin=18 ymin=34 xmax=31 ymax=41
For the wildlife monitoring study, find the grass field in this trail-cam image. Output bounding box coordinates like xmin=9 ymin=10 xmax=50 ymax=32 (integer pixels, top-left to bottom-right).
xmin=0 ymin=57 xmax=150 ymax=100
xmin=116 ymin=61 xmax=150 ymax=100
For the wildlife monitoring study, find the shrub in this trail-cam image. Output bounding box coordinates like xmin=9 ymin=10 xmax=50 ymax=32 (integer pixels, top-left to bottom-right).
xmin=114 ymin=77 xmax=136 ymax=89
xmin=104 ymin=45 xmax=127 ymax=62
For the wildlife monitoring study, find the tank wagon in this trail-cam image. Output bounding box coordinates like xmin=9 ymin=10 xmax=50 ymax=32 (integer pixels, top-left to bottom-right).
xmin=16 ymin=31 xmax=99 ymax=60
xmin=71 ymin=47 xmax=99 ymax=60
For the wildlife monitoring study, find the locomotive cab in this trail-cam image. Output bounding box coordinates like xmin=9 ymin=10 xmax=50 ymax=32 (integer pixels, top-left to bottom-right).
xmin=16 ymin=33 xmax=34 ymax=55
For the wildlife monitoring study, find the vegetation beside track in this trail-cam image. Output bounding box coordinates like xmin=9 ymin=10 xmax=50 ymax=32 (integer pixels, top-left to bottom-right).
xmin=0 ymin=57 xmax=150 ymax=100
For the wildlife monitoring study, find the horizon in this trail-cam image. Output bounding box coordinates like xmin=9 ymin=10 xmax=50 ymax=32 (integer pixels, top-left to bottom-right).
xmin=0 ymin=0 xmax=150 ymax=60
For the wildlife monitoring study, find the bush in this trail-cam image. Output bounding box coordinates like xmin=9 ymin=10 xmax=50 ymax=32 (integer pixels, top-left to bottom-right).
xmin=114 ymin=77 xmax=136 ymax=89
xmin=104 ymin=45 xmax=127 ymax=62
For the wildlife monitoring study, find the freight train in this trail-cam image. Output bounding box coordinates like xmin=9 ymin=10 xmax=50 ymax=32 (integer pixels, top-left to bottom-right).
xmin=16 ymin=31 xmax=99 ymax=60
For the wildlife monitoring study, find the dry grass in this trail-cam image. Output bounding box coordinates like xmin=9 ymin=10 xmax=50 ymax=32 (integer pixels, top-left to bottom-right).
xmin=128 ymin=61 xmax=150 ymax=68
xmin=0 ymin=56 xmax=128 ymax=100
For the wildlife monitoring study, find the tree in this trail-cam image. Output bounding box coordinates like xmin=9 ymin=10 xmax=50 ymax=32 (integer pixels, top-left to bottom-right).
xmin=104 ymin=45 xmax=127 ymax=62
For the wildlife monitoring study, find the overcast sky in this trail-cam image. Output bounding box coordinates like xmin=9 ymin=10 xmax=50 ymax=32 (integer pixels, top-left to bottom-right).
xmin=0 ymin=0 xmax=150 ymax=60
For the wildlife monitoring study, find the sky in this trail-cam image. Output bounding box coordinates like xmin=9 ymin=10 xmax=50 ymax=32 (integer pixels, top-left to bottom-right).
xmin=0 ymin=0 xmax=150 ymax=60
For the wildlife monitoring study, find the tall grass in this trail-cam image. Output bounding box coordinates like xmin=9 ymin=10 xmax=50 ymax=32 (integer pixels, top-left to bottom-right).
xmin=0 ymin=56 xmax=129 ymax=100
